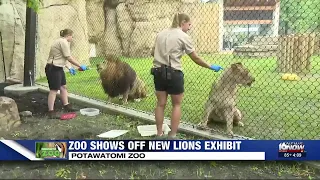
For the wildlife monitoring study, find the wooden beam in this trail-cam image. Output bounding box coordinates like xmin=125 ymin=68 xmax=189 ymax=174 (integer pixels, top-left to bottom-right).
xmin=224 ymin=20 xmax=273 ymax=24
xmin=224 ymin=6 xmax=276 ymax=11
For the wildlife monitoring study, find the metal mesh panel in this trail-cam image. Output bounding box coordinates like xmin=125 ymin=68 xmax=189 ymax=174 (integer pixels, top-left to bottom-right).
xmin=36 ymin=0 xmax=320 ymax=140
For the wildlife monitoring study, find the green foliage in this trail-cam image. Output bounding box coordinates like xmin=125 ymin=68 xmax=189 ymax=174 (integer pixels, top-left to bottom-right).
xmin=25 ymin=0 xmax=43 ymax=13
xmin=280 ymin=0 xmax=320 ymax=33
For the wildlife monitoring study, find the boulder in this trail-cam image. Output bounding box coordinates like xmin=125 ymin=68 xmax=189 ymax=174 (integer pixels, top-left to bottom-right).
xmin=124 ymin=0 xmax=180 ymax=57
xmin=104 ymin=0 xmax=126 ymax=8
xmin=87 ymin=0 xmax=183 ymax=57
xmin=0 ymin=0 xmax=91 ymax=81
xmin=128 ymin=18 xmax=172 ymax=57
xmin=0 ymin=96 xmax=21 ymax=131
xmin=181 ymin=0 xmax=199 ymax=3
xmin=116 ymin=3 xmax=134 ymax=56
xmin=0 ymin=0 xmax=223 ymax=82
xmin=100 ymin=7 xmax=122 ymax=56
xmin=126 ymin=0 xmax=180 ymax=22
xmin=0 ymin=0 xmax=26 ymax=82
xmin=40 ymin=0 xmax=70 ymax=6
xmin=19 ymin=110 xmax=32 ymax=117
xmin=86 ymin=0 xmax=105 ymax=43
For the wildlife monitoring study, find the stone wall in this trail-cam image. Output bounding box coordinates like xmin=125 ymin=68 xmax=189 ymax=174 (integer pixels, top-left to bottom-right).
xmin=86 ymin=0 xmax=222 ymax=57
xmin=0 ymin=0 xmax=26 ymax=82
xmin=0 ymin=0 xmax=90 ymax=82
xmin=0 ymin=0 xmax=222 ymax=82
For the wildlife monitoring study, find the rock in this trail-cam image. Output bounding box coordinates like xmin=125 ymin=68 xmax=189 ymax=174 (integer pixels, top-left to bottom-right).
xmin=9 ymin=0 xmax=26 ymax=81
xmin=104 ymin=0 xmax=126 ymax=8
xmin=1 ymin=0 xmax=91 ymax=81
xmin=181 ymin=0 xmax=199 ymax=3
xmin=100 ymin=7 xmax=122 ymax=56
xmin=0 ymin=0 xmax=222 ymax=75
xmin=87 ymin=0 xmax=184 ymax=57
xmin=19 ymin=111 xmax=33 ymax=117
xmin=86 ymin=0 xmax=105 ymax=43
xmin=128 ymin=18 xmax=172 ymax=57
xmin=116 ymin=3 xmax=134 ymax=56
xmin=41 ymin=0 xmax=70 ymax=6
xmin=0 ymin=0 xmax=26 ymax=82
xmin=128 ymin=21 xmax=153 ymax=57
xmin=0 ymin=96 xmax=21 ymax=131
xmin=126 ymin=0 xmax=180 ymax=22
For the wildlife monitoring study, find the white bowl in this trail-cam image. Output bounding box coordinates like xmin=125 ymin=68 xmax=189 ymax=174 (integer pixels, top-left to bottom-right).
xmin=137 ymin=124 xmax=171 ymax=137
xmin=80 ymin=108 xmax=100 ymax=116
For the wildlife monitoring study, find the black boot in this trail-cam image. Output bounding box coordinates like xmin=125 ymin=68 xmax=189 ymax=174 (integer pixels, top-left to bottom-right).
xmin=63 ymin=104 xmax=79 ymax=112
xmin=47 ymin=110 xmax=60 ymax=119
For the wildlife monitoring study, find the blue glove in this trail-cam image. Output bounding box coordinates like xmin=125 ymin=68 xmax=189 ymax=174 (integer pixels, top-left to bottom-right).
xmin=69 ymin=67 xmax=76 ymax=75
xmin=210 ymin=64 xmax=223 ymax=72
xmin=79 ymin=65 xmax=88 ymax=71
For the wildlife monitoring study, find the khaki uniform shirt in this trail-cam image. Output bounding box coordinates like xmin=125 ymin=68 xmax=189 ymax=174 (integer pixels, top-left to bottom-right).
xmin=153 ymin=28 xmax=195 ymax=71
xmin=47 ymin=38 xmax=71 ymax=67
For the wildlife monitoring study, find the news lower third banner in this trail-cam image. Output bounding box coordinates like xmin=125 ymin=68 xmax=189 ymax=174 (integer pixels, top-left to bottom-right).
xmin=0 ymin=140 xmax=317 ymax=161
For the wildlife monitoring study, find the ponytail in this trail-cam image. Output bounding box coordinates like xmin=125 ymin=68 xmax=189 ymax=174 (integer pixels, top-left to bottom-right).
xmin=59 ymin=29 xmax=73 ymax=37
xmin=171 ymin=12 xmax=190 ymax=28
xmin=171 ymin=13 xmax=180 ymax=28
xmin=60 ymin=30 xmax=64 ymax=37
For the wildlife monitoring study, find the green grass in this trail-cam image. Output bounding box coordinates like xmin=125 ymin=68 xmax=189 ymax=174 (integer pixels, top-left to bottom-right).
xmin=37 ymin=54 xmax=320 ymax=140
xmin=2 ymin=91 xmax=319 ymax=179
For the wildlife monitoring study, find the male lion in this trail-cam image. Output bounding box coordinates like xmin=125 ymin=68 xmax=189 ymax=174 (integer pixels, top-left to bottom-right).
xmin=126 ymin=76 xmax=147 ymax=101
xmin=96 ymin=55 xmax=147 ymax=104
xmin=198 ymin=62 xmax=255 ymax=136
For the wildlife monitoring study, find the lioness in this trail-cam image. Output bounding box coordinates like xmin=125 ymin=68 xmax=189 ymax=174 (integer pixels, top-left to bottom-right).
xmin=198 ymin=62 xmax=255 ymax=136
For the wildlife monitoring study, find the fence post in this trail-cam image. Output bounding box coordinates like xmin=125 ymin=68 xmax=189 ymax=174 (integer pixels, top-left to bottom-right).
xmin=23 ymin=4 xmax=37 ymax=87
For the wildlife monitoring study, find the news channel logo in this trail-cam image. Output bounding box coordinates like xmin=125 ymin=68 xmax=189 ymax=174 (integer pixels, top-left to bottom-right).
xmin=278 ymin=142 xmax=306 ymax=158
xmin=35 ymin=142 xmax=67 ymax=159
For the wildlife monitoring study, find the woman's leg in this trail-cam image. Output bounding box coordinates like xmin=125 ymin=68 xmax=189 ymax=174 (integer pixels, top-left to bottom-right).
xmin=45 ymin=64 xmax=60 ymax=117
xmin=59 ymin=69 xmax=77 ymax=112
xmin=60 ymin=69 xmax=68 ymax=106
xmin=167 ymin=71 xmax=184 ymax=138
xmin=60 ymin=85 xmax=69 ymax=106
xmin=155 ymin=91 xmax=168 ymax=136
xmin=47 ymin=90 xmax=60 ymax=119
xmin=169 ymin=93 xmax=183 ymax=137
xmin=48 ymin=90 xmax=58 ymax=111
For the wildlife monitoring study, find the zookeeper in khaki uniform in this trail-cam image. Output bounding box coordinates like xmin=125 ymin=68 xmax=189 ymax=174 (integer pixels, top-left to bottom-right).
xmin=45 ymin=28 xmax=88 ymax=119
xmin=151 ymin=12 xmax=223 ymax=139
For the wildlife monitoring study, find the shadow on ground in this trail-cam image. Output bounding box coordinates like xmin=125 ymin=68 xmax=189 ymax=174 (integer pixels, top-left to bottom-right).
xmin=0 ymin=91 xmax=319 ymax=179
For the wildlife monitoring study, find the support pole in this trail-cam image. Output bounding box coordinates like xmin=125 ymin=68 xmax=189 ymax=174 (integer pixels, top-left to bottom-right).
xmin=23 ymin=4 xmax=37 ymax=86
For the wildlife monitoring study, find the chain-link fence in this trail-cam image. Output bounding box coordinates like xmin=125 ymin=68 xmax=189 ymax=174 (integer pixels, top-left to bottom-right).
xmin=35 ymin=0 xmax=320 ymax=140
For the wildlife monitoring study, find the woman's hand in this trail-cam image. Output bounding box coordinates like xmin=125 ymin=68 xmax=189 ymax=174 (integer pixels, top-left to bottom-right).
xmin=210 ymin=64 xmax=223 ymax=72
xmin=188 ymin=52 xmax=223 ymax=72
xmin=78 ymin=65 xmax=88 ymax=71
xmin=69 ymin=67 xmax=76 ymax=75
xmin=66 ymin=56 xmax=88 ymax=71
